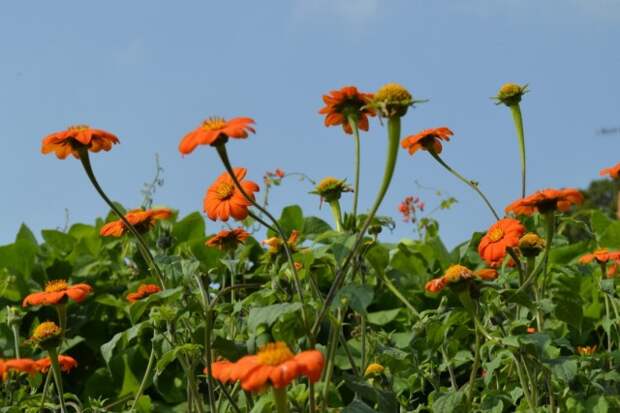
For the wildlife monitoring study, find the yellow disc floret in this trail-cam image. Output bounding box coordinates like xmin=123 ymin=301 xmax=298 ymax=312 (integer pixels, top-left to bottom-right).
xmin=45 ymin=279 xmax=69 ymax=293
xmin=202 ymin=117 xmax=227 ymax=131
xmin=443 ymin=265 xmax=473 ymax=284
xmin=495 ymin=83 xmax=527 ymax=106
xmin=257 ymin=342 xmax=295 ymax=366
xmin=364 ymin=362 xmax=385 ymax=377
xmin=518 ymin=233 xmax=545 ymax=257
xmin=311 ymin=177 xmax=352 ymax=203
xmin=373 ymin=83 xmax=414 ymax=118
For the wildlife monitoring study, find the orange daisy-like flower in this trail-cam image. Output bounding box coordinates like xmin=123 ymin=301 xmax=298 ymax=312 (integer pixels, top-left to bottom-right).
xmin=127 ymin=284 xmax=161 ymax=303
xmin=478 ymin=218 xmax=525 ymax=267
xmin=262 ymin=230 xmax=300 ymax=254
xmin=319 ymin=86 xmax=376 ymax=134
xmin=600 ymin=163 xmax=620 ymax=179
xmin=179 ymin=117 xmax=255 ymax=154
xmin=206 ymin=227 xmax=250 ymax=251
xmin=3 ymin=359 xmax=38 ymax=376
xmin=475 ymin=268 xmax=499 ymax=281
xmin=41 ymin=125 xmax=119 ymax=160
xmin=425 ymin=265 xmax=498 ymax=294
xmin=505 ymin=188 xmax=583 ymax=216
xmin=400 ymin=127 xmax=454 ymax=156
xmin=207 ymin=342 xmax=324 ymax=392
xmin=577 ymin=345 xmax=596 ymax=356
xmin=204 ymin=168 xmax=260 ymax=222
xmin=579 ymin=249 xmax=620 ymax=265
xmin=35 ymin=355 xmax=78 ymax=373
xmin=99 ymin=208 xmax=172 ymax=237
xmin=22 ymin=280 xmax=92 ymax=307
xmin=425 ymin=277 xmax=446 ymax=293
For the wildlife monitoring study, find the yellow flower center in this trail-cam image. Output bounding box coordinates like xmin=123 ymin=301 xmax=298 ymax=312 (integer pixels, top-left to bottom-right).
xmin=45 ymin=279 xmax=69 ymax=293
xmin=257 ymin=342 xmax=294 ymax=366
xmin=499 ymin=83 xmax=522 ymax=96
xmin=364 ymin=363 xmax=385 ymax=377
xmin=68 ymin=124 xmax=90 ymax=131
xmin=375 ymin=83 xmax=412 ymax=103
xmin=488 ymin=227 xmax=504 ymax=242
xmin=444 ymin=265 xmax=472 ymax=283
xmin=316 ymin=177 xmax=341 ymax=193
xmin=202 ymin=117 xmax=227 ymax=131
xmin=216 ymin=182 xmax=235 ymax=199
xmin=32 ymin=321 xmax=61 ymax=341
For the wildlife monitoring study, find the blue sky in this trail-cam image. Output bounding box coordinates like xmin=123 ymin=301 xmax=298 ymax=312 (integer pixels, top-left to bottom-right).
xmin=1 ymin=0 xmax=619 ymax=248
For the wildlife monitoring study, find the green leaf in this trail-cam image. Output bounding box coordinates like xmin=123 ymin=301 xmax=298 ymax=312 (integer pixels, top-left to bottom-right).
xmin=600 ymin=221 xmax=620 ymax=249
xmin=41 ymin=229 xmax=75 ymax=254
xmin=130 ymin=287 xmax=183 ymax=324
xmin=271 ymin=205 xmax=303 ymax=237
xmin=367 ymin=309 xmax=400 ymax=326
xmin=432 ymin=390 xmax=465 ymax=413
xmin=343 ymin=374 xmax=399 ymax=413
xmin=303 ymin=216 xmax=332 ymax=239
xmin=342 ymin=400 xmax=379 ymax=413
xmin=15 ymin=223 xmax=38 ymax=246
xmin=365 ymin=244 xmax=389 ymax=276
xmin=172 ymin=212 xmax=205 ymax=244
xmin=549 ymin=241 xmax=588 ymax=264
xmin=247 ymin=303 xmax=303 ymax=331
xmin=100 ymin=321 xmax=148 ymax=365
xmin=548 ymin=357 xmax=577 ymax=383
xmin=156 ymin=344 xmax=202 ymax=376
xmin=333 ymin=285 xmax=374 ymax=314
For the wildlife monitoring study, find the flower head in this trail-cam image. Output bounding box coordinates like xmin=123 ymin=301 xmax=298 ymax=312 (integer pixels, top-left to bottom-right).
xmin=443 ymin=265 xmax=473 ymax=283
xmin=577 ymin=345 xmax=596 ymax=356
xmin=518 ymin=233 xmax=546 ymax=257
xmin=179 ymin=117 xmax=255 ymax=154
xmin=371 ymin=83 xmax=414 ymax=118
xmin=310 ymin=177 xmax=353 ymax=204
xmin=206 ymin=341 xmax=324 ymax=392
xmin=41 ymin=125 xmax=119 ymax=160
xmin=425 ymin=277 xmax=447 ymax=293
xmin=22 ymin=280 xmax=92 ymax=307
xmin=319 ymin=86 xmax=376 ymax=134
xmin=494 ymin=83 xmax=528 ymax=106
xmin=478 ymin=218 xmax=525 ymax=267
xmin=262 ymin=230 xmax=300 ymax=255
xmin=400 ymin=127 xmax=454 ymax=156
xmin=30 ymin=321 xmax=62 ymax=349
xmin=600 ymin=163 xmax=620 ymax=180
xmin=35 ymin=355 xmax=78 ymax=373
xmin=579 ymin=249 xmax=620 ymax=265
xmin=527 ymin=327 xmax=537 ymax=334
xmin=204 ymin=168 xmax=260 ymax=222
xmin=3 ymin=359 xmax=38 ymax=376
xmin=505 ymin=188 xmax=583 ymax=216
xmin=475 ymin=268 xmax=498 ymax=281
xmin=127 ymin=284 xmax=161 ymax=303
xmin=100 ymin=208 xmax=172 ymax=237
xmin=206 ymin=227 xmax=250 ymax=251
xmin=364 ymin=363 xmax=385 ymax=377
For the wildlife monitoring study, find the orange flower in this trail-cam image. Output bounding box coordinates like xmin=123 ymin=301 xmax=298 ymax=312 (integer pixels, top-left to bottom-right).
xmin=600 ymin=163 xmax=620 ymax=179
xmin=22 ymin=280 xmax=92 ymax=307
xmin=206 ymin=342 xmax=324 ymax=392
xmin=179 ymin=117 xmax=255 ymax=154
xmin=475 ymin=268 xmax=498 ymax=281
xmin=608 ymin=262 xmax=620 ymax=278
xmin=577 ymin=345 xmax=596 ymax=356
xmin=204 ymin=168 xmax=259 ymax=222
xmin=99 ymin=208 xmax=172 ymax=237
xmin=3 ymin=358 xmax=38 ymax=376
xmin=206 ymin=228 xmax=250 ymax=251
xmin=127 ymin=284 xmax=161 ymax=303
xmin=425 ymin=277 xmax=446 ymax=293
xmin=478 ymin=218 xmax=525 ymax=267
xmin=527 ymin=327 xmax=537 ymax=334
xmin=35 ymin=355 xmax=78 ymax=373
xmin=41 ymin=125 xmax=119 ymax=160
xmin=579 ymin=249 xmax=620 ymax=265
xmin=319 ymin=86 xmax=376 ymax=134
xmin=262 ymin=230 xmax=300 ymax=254
xmin=443 ymin=265 xmax=473 ymax=284
xmin=400 ymin=127 xmax=454 ymax=156
xmin=505 ymin=188 xmax=583 ymax=216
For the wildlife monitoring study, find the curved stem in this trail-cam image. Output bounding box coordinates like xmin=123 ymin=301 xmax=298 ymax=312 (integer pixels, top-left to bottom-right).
xmin=38 ymin=370 xmax=52 ymax=413
xmin=509 ymin=104 xmax=527 ymax=198
xmin=215 ymin=144 xmax=309 ymax=334
xmin=78 ymin=148 xmax=165 ymax=289
xmin=48 ymin=347 xmax=67 ymax=413
xmin=311 ymin=116 xmax=402 ymax=336
xmin=328 ymin=200 xmax=343 ymax=232
xmin=429 ymin=151 xmax=500 ymax=220
xmin=378 ymin=271 xmax=419 ymax=316
xmin=248 ymin=210 xmax=276 ymax=233
xmin=130 ymin=343 xmax=156 ymax=411
xmin=348 ymin=115 xmax=362 ymax=221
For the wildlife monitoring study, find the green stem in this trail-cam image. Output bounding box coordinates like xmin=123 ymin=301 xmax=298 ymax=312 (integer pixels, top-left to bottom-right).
xmin=429 ymin=151 xmax=500 ymax=220
xmin=511 ymin=354 xmax=536 ymax=412
xmin=130 ymin=343 xmax=156 ymax=411
xmin=78 ymin=148 xmax=166 ymax=289
xmin=321 ymin=310 xmax=342 ymax=412
xmin=441 ymin=344 xmax=457 ymax=390
xmin=378 ymin=272 xmax=419 ymax=316
xmin=311 ymin=116 xmax=402 ymax=337
xmin=194 ymin=273 xmax=217 ymax=413
xmin=272 ymin=387 xmax=290 ymax=413
xmin=38 ymin=370 xmax=52 ymax=413
xmin=328 ymin=200 xmax=343 ymax=232
xmin=466 ymin=318 xmax=481 ymax=408
xmin=509 ymin=104 xmax=527 ymax=198
xmin=11 ymin=324 xmax=20 ymax=358
xmin=48 ymin=347 xmax=67 ymax=413
xmin=513 ymin=215 xmax=554 ymax=297
xmin=348 ymin=115 xmax=362 ymax=221
xmin=248 ymin=210 xmax=276 ymax=233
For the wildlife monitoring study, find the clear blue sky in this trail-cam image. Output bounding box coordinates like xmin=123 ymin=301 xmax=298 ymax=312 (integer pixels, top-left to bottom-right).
xmin=1 ymin=1 xmax=619 ymax=247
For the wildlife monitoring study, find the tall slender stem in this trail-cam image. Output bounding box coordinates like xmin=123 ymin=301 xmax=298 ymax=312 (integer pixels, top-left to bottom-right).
xmin=321 ymin=310 xmax=342 ymax=412
xmin=194 ymin=273 xmax=217 ymax=413
xmin=78 ymin=148 xmax=165 ymax=289
xmin=328 ymin=200 xmax=343 ymax=232
xmin=272 ymin=387 xmax=290 ymax=413
xmin=11 ymin=324 xmax=20 ymax=358
xmin=509 ymin=104 xmax=527 ymax=198
xmin=378 ymin=271 xmax=419 ymax=316
xmin=38 ymin=370 xmax=52 ymax=413
xmin=466 ymin=308 xmax=482 ymax=408
xmin=130 ymin=343 xmax=156 ymax=411
xmin=429 ymin=151 xmax=500 ymax=220
xmin=48 ymin=347 xmax=67 ymax=413
xmin=347 ymin=115 xmax=362 ymax=221
xmin=312 ymin=116 xmax=402 ymax=336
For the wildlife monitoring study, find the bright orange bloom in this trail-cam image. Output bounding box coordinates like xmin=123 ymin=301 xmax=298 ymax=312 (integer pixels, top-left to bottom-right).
xmin=577 ymin=345 xmax=596 ymax=356
xmin=478 ymin=218 xmax=525 ymax=267
xmin=22 ymin=280 xmax=92 ymax=307
xmin=505 ymin=188 xmax=583 ymax=216
xmin=206 ymin=228 xmax=250 ymax=251
xmin=207 ymin=342 xmax=324 ymax=392
xmin=527 ymin=327 xmax=537 ymax=334
xmin=179 ymin=117 xmax=255 ymax=154
xmin=319 ymin=86 xmax=376 ymax=134
xmin=579 ymin=249 xmax=620 ymax=265
xmin=400 ymin=127 xmax=454 ymax=156
xmin=262 ymin=230 xmax=300 ymax=254
xmin=204 ymin=168 xmax=259 ymax=222
xmin=425 ymin=277 xmax=446 ymax=293
xmin=35 ymin=355 xmax=78 ymax=373
xmin=600 ymin=163 xmax=620 ymax=179
xmin=3 ymin=359 xmax=38 ymax=376
xmin=41 ymin=125 xmax=119 ymax=160
xmin=99 ymin=208 xmax=172 ymax=237
xmin=127 ymin=284 xmax=161 ymax=303
xmin=475 ymin=268 xmax=498 ymax=281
